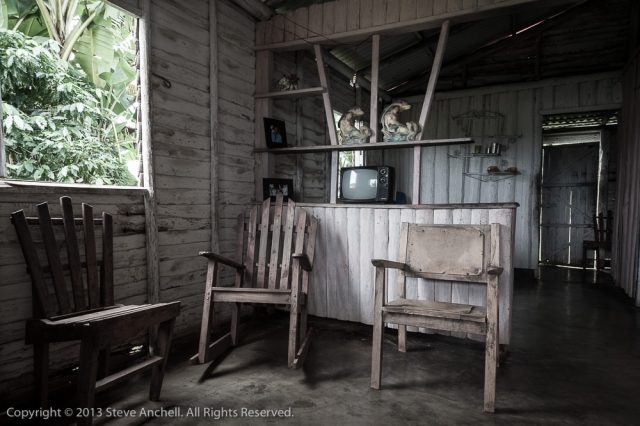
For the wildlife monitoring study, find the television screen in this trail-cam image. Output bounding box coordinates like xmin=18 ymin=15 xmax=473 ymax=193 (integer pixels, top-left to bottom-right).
xmin=341 ymin=168 xmax=379 ymax=200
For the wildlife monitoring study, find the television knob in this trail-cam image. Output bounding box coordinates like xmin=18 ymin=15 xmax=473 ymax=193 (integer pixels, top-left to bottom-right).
xmin=380 ymin=168 xmax=387 ymax=175
xmin=380 ymin=177 xmax=387 ymax=184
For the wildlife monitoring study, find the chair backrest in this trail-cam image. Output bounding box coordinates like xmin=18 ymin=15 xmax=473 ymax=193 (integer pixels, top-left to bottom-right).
xmin=11 ymin=196 xmax=113 ymax=319
xmin=237 ymin=194 xmax=318 ymax=290
xmin=398 ymin=223 xmax=499 ymax=284
xmin=593 ymin=210 xmax=613 ymax=244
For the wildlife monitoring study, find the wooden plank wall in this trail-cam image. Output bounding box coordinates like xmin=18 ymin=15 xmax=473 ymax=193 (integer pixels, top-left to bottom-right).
xmin=0 ymin=186 xmax=147 ymax=398
xmin=613 ymin=54 xmax=640 ymax=306
xmin=302 ymin=204 xmax=516 ymax=344
xmin=256 ymin=0 xmax=541 ymax=49
xmin=150 ymin=0 xmax=255 ymax=335
xmin=0 ymin=0 xmax=256 ymax=398
xmin=384 ymin=73 xmax=623 ymax=270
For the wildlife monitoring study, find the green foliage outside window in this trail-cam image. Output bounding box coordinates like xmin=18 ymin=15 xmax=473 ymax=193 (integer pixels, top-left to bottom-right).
xmin=0 ymin=0 xmax=138 ymax=185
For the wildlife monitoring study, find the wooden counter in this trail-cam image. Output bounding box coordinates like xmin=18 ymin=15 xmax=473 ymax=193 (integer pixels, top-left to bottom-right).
xmin=299 ymin=203 xmax=517 ymax=345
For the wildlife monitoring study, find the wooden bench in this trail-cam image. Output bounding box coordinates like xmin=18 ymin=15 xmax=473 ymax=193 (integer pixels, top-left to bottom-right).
xmin=12 ymin=196 xmax=180 ymax=425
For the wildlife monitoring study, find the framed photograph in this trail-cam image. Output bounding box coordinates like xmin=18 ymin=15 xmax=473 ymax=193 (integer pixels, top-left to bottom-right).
xmin=262 ymin=178 xmax=294 ymax=201
xmin=263 ymin=118 xmax=288 ymax=148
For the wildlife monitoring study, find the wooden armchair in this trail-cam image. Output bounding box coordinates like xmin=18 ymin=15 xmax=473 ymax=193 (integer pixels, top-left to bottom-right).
xmin=12 ymin=196 xmax=180 ymax=425
xmin=370 ymin=223 xmax=503 ymax=413
xmin=192 ymin=194 xmax=318 ymax=369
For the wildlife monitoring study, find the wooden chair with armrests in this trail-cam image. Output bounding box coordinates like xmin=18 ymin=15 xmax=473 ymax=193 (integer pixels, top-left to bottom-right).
xmin=370 ymin=223 xmax=503 ymax=413
xmin=191 ymin=193 xmax=318 ymax=369
xmin=11 ymin=196 xmax=180 ymax=426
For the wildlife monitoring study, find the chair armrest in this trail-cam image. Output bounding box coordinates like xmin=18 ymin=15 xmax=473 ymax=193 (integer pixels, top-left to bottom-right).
xmin=371 ymin=259 xmax=407 ymax=271
xmin=487 ymin=266 xmax=504 ymax=276
xmin=199 ymin=251 xmax=244 ymax=271
xmin=292 ymin=253 xmax=312 ymax=272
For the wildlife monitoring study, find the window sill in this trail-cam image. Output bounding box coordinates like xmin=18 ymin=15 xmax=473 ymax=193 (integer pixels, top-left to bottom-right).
xmin=0 ymin=179 xmax=148 ymax=197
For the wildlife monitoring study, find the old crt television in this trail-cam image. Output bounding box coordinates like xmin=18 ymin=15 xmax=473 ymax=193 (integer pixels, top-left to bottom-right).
xmin=339 ymin=166 xmax=395 ymax=203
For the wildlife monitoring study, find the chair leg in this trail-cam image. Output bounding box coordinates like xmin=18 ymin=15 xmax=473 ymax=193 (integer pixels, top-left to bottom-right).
xmin=150 ymin=319 xmax=175 ymax=401
xmin=33 ymin=341 xmax=49 ymax=408
xmin=370 ymin=311 xmax=384 ymax=389
xmin=196 ymin=291 xmax=215 ymax=364
xmin=483 ymin=322 xmax=498 ymax=413
xmin=76 ymin=332 xmax=100 ymax=426
xmin=230 ymin=302 xmax=240 ymax=346
xmin=299 ymin=304 xmax=308 ymax=343
xmin=98 ymin=345 xmax=111 ymax=379
xmin=398 ymin=325 xmax=407 ymax=352
xmin=287 ymin=307 xmax=300 ymax=369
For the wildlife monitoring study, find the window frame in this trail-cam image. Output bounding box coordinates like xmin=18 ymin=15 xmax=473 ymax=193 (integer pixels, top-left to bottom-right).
xmin=0 ymin=0 xmax=149 ymax=190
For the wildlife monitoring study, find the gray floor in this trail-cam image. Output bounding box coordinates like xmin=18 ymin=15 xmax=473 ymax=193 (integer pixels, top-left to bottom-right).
xmin=94 ymin=267 xmax=640 ymax=425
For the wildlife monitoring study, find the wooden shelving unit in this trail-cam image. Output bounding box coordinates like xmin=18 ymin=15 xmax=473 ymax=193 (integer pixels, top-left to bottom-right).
xmin=255 ymin=87 xmax=325 ymax=99
xmin=255 ymin=138 xmax=473 ymax=154
xmin=254 ymin=20 xmax=460 ymax=204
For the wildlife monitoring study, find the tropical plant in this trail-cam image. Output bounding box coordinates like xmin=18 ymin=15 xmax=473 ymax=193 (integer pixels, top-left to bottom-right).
xmin=0 ymin=0 xmax=139 ymax=184
xmin=0 ymin=29 xmax=135 ymax=185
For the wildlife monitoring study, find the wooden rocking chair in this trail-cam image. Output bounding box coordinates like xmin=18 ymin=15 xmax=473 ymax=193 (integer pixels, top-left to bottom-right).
xmin=12 ymin=196 xmax=180 ymax=425
xmin=191 ymin=194 xmax=318 ymax=369
xmin=370 ymin=223 xmax=503 ymax=413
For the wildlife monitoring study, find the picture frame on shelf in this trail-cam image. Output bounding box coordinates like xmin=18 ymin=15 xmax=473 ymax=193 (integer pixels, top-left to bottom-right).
xmin=262 ymin=178 xmax=294 ymax=201
xmin=263 ymin=118 xmax=288 ymax=148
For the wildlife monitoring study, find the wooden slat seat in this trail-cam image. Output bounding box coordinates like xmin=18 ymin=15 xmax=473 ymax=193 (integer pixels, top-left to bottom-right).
xmin=371 ymin=223 xmax=503 ymax=413
xmin=12 ymin=196 xmax=181 ymax=426
xmin=192 ymin=193 xmax=318 ymax=370
xmin=383 ymin=299 xmax=487 ymax=322
xmin=38 ymin=303 xmax=180 ymax=329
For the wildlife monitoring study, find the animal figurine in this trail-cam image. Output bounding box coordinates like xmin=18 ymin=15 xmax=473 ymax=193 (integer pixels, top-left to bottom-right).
xmin=277 ymin=74 xmax=299 ymax=91
xmin=380 ymin=100 xmax=421 ymax=142
xmin=338 ymin=106 xmax=372 ymax=145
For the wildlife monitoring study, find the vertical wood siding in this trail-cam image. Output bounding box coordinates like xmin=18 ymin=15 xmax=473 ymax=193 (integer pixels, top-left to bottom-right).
xmin=384 ymin=73 xmax=622 ymax=270
xmin=614 ymin=56 xmax=640 ymax=306
xmin=257 ymin=0 xmax=540 ymax=49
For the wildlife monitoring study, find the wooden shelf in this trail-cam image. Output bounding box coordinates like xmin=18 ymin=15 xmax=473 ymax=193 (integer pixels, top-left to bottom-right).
xmin=464 ymin=171 xmax=519 ymax=182
xmin=448 ymin=153 xmax=501 ymax=159
xmin=254 ymin=138 xmax=473 ymax=154
xmin=255 ymin=87 xmax=325 ymax=99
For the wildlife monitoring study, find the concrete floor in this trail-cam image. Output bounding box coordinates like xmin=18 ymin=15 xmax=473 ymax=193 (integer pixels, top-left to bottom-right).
xmin=88 ymin=267 xmax=640 ymax=425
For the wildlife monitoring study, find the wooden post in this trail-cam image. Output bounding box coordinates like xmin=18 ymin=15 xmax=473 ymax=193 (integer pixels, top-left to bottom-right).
xmin=313 ymin=44 xmax=339 ymax=203
xmin=210 ymin=0 xmax=220 ymax=253
xmin=0 ymin=84 xmax=5 ymax=178
xmin=330 ymin=152 xmax=338 ymax=203
xmin=412 ymin=145 xmax=421 ymax=204
xmin=295 ymin=52 xmax=305 ymax=201
xmin=255 ymin=50 xmax=274 ymax=201
xmin=140 ymin=0 xmax=160 ymax=307
xmin=417 ymin=20 xmax=450 ymax=138
xmin=314 ymin=45 xmax=338 ymax=146
xmin=369 ymin=34 xmax=380 ymax=144
xmin=413 ymin=20 xmax=450 ymax=205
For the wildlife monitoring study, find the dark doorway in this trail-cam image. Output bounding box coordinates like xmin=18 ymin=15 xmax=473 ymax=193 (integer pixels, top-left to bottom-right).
xmin=540 ymin=140 xmax=599 ymax=266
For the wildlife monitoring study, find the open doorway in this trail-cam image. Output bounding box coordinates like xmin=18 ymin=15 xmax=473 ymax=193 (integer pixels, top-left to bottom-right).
xmin=538 ymin=111 xmax=618 ymax=269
